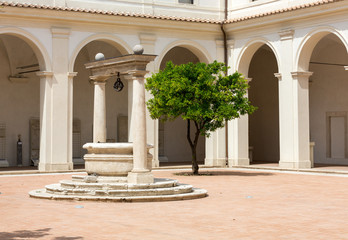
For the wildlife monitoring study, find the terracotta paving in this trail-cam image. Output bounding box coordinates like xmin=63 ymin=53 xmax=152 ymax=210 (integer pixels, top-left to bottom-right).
xmin=1 ymin=168 xmax=348 ymax=240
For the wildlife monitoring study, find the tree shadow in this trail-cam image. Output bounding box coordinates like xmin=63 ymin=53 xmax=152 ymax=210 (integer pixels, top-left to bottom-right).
xmin=0 ymin=228 xmax=51 ymax=239
xmin=0 ymin=228 xmax=83 ymax=240
xmin=54 ymin=237 xmax=84 ymax=240
xmin=174 ymin=170 xmax=274 ymax=177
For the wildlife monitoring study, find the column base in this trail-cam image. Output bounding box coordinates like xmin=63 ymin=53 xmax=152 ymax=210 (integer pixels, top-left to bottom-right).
xmin=228 ymin=158 xmax=250 ymax=167
xmin=159 ymin=156 xmax=169 ymax=162
xmin=205 ymin=158 xmax=226 ymax=167
xmin=128 ymin=171 xmax=154 ymax=184
xmin=39 ymin=162 xmax=74 ymax=172
xmin=73 ymin=158 xmax=85 ymax=165
xmin=279 ymin=160 xmax=311 ymax=169
xmin=0 ymin=160 xmax=9 ymax=167
xmin=152 ymin=159 xmax=159 ymax=168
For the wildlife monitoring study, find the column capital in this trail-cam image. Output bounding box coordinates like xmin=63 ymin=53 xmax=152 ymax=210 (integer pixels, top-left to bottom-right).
xmin=274 ymin=73 xmax=282 ymax=80
xmin=291 ymin=71 xmax=313 ymax=79
xmin=279 ymin=29 xmax=294 ymax=41
xmin=128 ymin=70 xmax=149 ymax=78
xmin=67 ymin=72 xmax=78 ymax=78
xmin=36 ymin=71 xmax=53 ymax=78
xmin=89 ymin=75 xmax=109 ymax=83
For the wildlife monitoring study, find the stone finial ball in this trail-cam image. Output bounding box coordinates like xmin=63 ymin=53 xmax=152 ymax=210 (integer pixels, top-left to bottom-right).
xmin=95 ymin=53 xmax=105 ymax=61
xmin=133 ymin=45 xmax=144 ymax=55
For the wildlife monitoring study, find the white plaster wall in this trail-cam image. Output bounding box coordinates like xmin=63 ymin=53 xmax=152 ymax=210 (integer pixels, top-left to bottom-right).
xmin=229 ymin=0 xmax=331 ymax=19
xmin=0 ymin=35 xmax=40 ymax=166
xmin=6 ymin=0 xmax=222 ymax=20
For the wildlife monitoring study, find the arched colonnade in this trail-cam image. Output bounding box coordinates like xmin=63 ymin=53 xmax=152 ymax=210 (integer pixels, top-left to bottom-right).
xmin=0 ymin=26 xmax=347 ymax=170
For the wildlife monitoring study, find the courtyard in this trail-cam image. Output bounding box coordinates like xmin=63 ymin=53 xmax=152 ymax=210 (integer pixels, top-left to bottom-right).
xmin=1 ymin=167 xmax=348 ymax=239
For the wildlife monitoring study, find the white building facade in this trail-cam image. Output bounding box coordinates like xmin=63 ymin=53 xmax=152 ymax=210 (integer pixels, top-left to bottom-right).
xmin=0 ymin=0 xmax=347 ymax=170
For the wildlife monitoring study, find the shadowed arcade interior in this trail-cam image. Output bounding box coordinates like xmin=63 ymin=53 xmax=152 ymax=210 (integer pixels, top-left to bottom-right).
xmin=248 ymin=44 xmax=280 ymax=164
xmin=158 ymin=46 xmax=205 ymax=166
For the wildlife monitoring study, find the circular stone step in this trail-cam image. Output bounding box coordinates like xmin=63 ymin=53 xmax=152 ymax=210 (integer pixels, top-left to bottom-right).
xmin=60 ymin=178 xmax=178 ymax=190
xmin=45 ymin=183 xmax=193 ymax=197
xmin=29 ymin=188 xmax=207 ymax=202
xmin=29 ymin=178 xmax=207 ymax=202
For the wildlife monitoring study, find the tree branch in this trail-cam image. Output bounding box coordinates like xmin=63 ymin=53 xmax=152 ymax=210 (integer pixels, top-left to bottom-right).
xmin=187 ymin=120 xmax=194 ymax=149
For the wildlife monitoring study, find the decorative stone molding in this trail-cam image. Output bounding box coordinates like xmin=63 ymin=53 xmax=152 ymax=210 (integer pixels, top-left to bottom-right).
xmin=36 ymin=71 xmax=54 ymax=78
xmin=227 ymin=39 xmax=235 ymax=49
xmin=291 ymin=71 xmax=313 ymax=79
xmin=51 ymin=27 xmax=70 ymax=39
xmin=8 ymin=77 xmax=29 ymax=83
xmin=274 ymin=73 xmax=282 ymax=80
xmin=215 ymin=39 xmax=224 ymax=48
xmin=139 ymin=33 xmax=156 ymax=45
xmin=67 ymin=72 xmax=78 ymax=78
xmin=279 ymin=29 xmax=294 ymax=41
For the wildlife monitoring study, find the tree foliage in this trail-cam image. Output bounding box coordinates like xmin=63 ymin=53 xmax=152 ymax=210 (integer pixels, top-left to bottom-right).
xmin=145 ymin=61 xmax=255 ymax=174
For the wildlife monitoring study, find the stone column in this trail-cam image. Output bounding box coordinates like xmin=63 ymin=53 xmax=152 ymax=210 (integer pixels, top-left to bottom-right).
xmin=68 ymin=72 xmax=77 ymax=165
xmin=140 ymin=33 xmax=159 ymax=167
xmin=37 ymin=71 xmax=53 ymax=171
xmin=128 ymin=70 xmax=154 ymax=184
xmin=124 ymin=73 xmax=134 ymax=143
xmin=91 ymin=76 xmax=109 ymax=143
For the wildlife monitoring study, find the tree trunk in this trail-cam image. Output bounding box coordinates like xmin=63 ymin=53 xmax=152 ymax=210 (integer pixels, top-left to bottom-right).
xmin=187 ymin=120 xmax=200 ymax=175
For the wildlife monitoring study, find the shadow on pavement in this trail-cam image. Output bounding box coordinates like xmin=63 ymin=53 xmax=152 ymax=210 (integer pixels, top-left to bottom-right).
xmin=174 ymin=171 xmax=274 ymax=177
xmin=0 ymin=228 xmax=83 ymax=240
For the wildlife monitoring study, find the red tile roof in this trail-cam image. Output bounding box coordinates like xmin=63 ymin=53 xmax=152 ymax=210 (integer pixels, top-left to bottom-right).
xmin=0 ymin=0 xmax=344 ymax=25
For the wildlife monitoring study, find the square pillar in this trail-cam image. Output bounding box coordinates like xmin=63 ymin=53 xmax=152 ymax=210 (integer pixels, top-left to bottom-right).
xmin=227 ymin=79 xmax=250 ymax=167
xmin=227 ymin=39 xmax=250 ymax=167
xmin=205 ymin=39 xmax=227 ymax=167
xmin=37 ymin=27 xmax=72 ymax=171
xmin=277 ymin=29 xmax=312 ymax=169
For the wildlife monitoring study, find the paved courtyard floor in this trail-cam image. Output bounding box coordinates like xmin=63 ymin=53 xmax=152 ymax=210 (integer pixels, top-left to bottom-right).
xmin=1 ymin=168 xmax=348 ymax=240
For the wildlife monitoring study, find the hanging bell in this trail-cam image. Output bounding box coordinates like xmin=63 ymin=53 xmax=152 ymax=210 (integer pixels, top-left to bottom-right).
xmin=113 ymin=72 xmax=124 ymax=92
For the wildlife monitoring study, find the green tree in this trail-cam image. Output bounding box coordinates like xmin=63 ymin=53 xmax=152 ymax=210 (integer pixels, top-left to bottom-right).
xmin=145 ymin=61 xmax=255 ymax=175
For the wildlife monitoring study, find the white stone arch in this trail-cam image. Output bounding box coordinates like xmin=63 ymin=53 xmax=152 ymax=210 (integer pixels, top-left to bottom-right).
xmin=69 ymin=34 xmax=133 ymax=72
xmin=0 ymin=27 xmax=51 ymax=71
xmin=236 ymin=38 xmax=280 ymax=77
xmin=155 ymin=40 xmax=213 ymax=71
xmin=296 ymin=26 xmax=348 ymax=72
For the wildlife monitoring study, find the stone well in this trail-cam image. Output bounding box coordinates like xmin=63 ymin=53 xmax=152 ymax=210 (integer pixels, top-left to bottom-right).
xmin=83 ymin=142 xmax=152 ymax=177
xmin=29 ymin=47 xmax=207 ymax=202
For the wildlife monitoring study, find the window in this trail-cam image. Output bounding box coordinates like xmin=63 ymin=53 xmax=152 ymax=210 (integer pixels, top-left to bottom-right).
xmin=178 ymin=0 xmax=194 ymax=4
